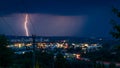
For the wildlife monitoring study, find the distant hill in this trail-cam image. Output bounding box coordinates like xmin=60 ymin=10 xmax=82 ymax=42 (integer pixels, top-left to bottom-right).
xmin=5 ymin=35 xmax=119 ymax=44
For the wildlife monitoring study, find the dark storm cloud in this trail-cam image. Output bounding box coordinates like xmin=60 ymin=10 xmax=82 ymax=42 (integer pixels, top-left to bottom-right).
xmin=0 ymin=0 xmax=120 ymax=37
xmin=0 ymin=0 xmax=114 ymax=15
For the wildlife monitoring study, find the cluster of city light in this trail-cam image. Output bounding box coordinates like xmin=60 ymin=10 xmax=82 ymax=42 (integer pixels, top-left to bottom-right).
xmin=37 ymin=42 xmax=69 ymax=49
xmin=11 ymin=42 xmax=69 ymax=49
xmin=7 ymin=41 xmax=102 ymax=60
xmin=64 ymin=53 xmax=81 ymax=59
xmin=10 ymin=42 xmax=101 ymax=49
xmin=14 ymin=43 xmax=24 ymax=48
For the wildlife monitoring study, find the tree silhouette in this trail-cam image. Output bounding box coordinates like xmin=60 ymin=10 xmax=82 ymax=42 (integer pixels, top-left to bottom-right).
xmin=109 ymin=62 xmax=116 ymax=68
xmin=54 ymin=53 xmax=67 ymax=68
xmin=110 ymin=3 xmax=120 ymax=66
xmin=110 ymin=7 xmax=120 ymax=39
xmin=0 ymin=35 xmax=14 ymax=68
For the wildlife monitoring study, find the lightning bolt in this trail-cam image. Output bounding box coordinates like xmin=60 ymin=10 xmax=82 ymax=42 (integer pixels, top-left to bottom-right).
xmin=24 ymin=14 xmax=29 ymax=36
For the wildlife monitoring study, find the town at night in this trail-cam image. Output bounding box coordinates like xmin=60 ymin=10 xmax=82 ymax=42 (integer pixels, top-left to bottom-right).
xmin=0 ymin=0 xmax=120 ymax=68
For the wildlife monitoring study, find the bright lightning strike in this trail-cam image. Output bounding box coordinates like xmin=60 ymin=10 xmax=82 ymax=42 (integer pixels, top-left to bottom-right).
xmin=24 ymin=14 xmax=29 ymax=36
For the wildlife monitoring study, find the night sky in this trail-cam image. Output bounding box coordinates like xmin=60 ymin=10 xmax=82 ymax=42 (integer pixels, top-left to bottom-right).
xmin=0 ymin=0 xmax=120 ymax=37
